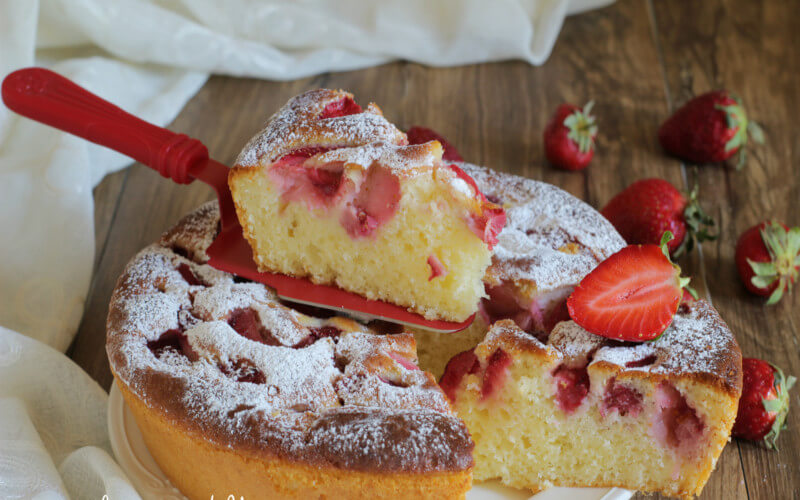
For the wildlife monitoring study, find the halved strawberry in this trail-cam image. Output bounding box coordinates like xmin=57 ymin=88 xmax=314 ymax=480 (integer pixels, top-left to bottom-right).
xmin=567 ymin=233 xmax=694 ymax=341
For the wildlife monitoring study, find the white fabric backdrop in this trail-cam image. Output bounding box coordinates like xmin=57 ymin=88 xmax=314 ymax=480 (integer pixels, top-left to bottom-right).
xmin=0 ymin=0 xmax=612 ymax=498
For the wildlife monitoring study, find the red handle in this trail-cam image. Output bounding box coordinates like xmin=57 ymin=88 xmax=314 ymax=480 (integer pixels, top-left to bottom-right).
xmin=1 ymin=67 xmax=206 ymax=184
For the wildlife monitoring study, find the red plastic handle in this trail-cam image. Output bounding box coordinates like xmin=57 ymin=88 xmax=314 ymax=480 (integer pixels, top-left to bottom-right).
xmin=1 ymin=67 xmax=206 ymax=185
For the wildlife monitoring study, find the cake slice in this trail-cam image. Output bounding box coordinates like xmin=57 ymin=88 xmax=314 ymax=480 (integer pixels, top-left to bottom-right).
xmin=438 ymin=300 xmax=742 ymax=499
xmin=229 ymin=90 xmax=504 ymax=322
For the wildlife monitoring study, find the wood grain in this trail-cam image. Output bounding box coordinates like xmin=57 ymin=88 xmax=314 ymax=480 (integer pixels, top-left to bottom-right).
xmin=69 ymin=0 xmax=800 ymax=497
xmin=651 ymin=1 xmax=800 ymax=498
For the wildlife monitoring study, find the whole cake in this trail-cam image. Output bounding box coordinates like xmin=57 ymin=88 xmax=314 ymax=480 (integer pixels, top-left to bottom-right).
xmin=108 ymin=89 xmax=743 ymax=500
xmin=228 ymin=90 xmax=504 ymax=322
xmin=106 ymin=203 xmax=474 ymax=500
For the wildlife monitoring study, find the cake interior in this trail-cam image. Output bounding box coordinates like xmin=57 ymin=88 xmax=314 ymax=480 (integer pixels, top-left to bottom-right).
xmin=230 ymin=164 xmax=492 ymax=322
xmin=415 ymin=319 xmax=738 ymax=500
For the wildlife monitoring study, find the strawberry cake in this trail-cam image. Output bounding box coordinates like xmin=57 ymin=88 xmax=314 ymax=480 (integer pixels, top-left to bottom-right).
xmin=228 ymin=90 xmax=504 ymax=323
xmin=414 ymin=165 xmax=742 ymax=498
xmin=106 ymin=203 xmax=474 ymax=500
xmin=439 ymin=304 xmax=741 ymax=499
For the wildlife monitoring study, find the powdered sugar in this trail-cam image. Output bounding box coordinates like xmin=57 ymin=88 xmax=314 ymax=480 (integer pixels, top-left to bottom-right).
xmin=235 ymin=90 xmax=407 ymax=167
xmin=549 ymin=300 xmax=740 ymax=390
xmin=107 ymin=203 xmax=472 ymax=473
xmin=461 ymin=162 xmax=625 ymax=292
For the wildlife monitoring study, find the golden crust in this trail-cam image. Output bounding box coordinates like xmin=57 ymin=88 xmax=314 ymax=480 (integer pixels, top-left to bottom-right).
xmin=234 ymin=89 xmax=407 ymax=168
xmin=117 ymin=379 xmax=472 ymax=500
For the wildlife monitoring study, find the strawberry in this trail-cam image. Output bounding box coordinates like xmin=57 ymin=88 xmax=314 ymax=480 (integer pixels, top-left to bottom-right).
xmin=732 ymin=358 xmax=795 ymax=448
xmin=566 ymin=232 xmax=695 ymax=341
xmin=735 ymin=221 xmax=800 ymax=305
xmin=658 ymin=90 xmax=764 ymax=169
xmin=601 ymin=178 xmax=716 ymax=257
xmin=543 ymin=101 xmax=597 ymax=171
xmin=406 ymin=126 xmax=464 ymax=162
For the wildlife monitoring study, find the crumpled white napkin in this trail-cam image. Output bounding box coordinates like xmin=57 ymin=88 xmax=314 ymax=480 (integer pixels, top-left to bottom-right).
xmin=0 ymin=327 xmax=139 ymax=499
xmin=0 ymin=0 xmax=612 ymax=498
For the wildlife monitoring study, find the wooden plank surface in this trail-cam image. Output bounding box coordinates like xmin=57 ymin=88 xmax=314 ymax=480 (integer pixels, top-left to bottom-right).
xmin=68 ymin=0 xmax=798 ymax=497
xmin=651 ymin=1 xmax=800 ymax=499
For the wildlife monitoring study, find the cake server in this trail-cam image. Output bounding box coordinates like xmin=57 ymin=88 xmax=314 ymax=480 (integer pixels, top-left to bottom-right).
xmin=2 ymin=67 xmax=474 ymax=333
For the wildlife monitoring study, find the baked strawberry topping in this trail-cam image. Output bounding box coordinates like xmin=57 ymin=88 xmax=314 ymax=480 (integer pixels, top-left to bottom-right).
xmin=219 ymin=358 xmax=267 ymax=384
xmin=147 ymin=329 xmax=197 ymax=361
xmin=651 ymin=382 xmax=705 ymax=454
xmin=339 ymin=164 xmax=401 ymax=238
xmin=177 ymin=263 xmax=203 ymax=286
xmin=320 ymin=97 xmax=362 ymax=119
xmin=625 ymin=355 xmax=657 ymax=368
xmin=479 ymin=284 xmax=567 ymax=342
xmin=388 ymin=351 xmax=420 ymax=371
xmin=293 ymin=325 xmax=342 ymax=348
xmin=406 ymin=126 xmax=464 ymax=162
xmin=601 ymin=379 xmax=643 ymax=417
xmin=553 ymin=365 xmax=590 ymax=414
xmin=427 ymin=254 xmax=448 ymax=281
xmin=269 ymin=158 xmax=348 ymax=210
xmin=481 ymin=349 xmax=512 ymax=401
xmin=227 ymin=308 xmax=282 ymax=346
xmin=448 ymin=164 xmax=506 ymax=249
xmin=480 ymin=285 xmax=531 ymax=330
xmin=543 ymin=300 xmax=571 ymax=333
xmin=439 ymin=349 xmax=480 ymax=402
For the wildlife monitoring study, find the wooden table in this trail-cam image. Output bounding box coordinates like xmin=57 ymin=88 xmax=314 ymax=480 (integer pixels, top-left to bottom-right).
xmin=68 ymin=0 xmax=799 ymax=498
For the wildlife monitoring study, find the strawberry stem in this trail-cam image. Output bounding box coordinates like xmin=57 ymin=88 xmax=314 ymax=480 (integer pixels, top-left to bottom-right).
xmin=564 ymin=101 xmax=598 ymax=154
xmin=763 ymin=363 xmax=796 ymax=450
xmin=674 ymin=174 xmax=718 ymax=258
xmin=749 ymin=222 xmax=800 ymax=305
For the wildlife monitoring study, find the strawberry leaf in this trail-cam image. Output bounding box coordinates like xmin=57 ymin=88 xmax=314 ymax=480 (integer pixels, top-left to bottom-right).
xmin=751 ymin=222 xmax=800 ymax=305
xmin=564 ymin=101 xmax=598 ymax=154
xmin=674 ymin=177 xmax=718 ymax=258
xmin=763 ymin=363 xmax=796 ymax=450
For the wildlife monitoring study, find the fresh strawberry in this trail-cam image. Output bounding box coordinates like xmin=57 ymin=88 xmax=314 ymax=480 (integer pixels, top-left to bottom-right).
xmin=658 ymin=90 xmax=764 ymax=169
xmin=601 ymin=178 xmax=716 ymax=257
xmin=406 ymin=126 xmax=464 ymax=162
xmin=735 ymin=221 xmax=800 ymax=304
xmin=732 ymin=358 xmax=795 ymax=448
xmin=543 ymin=101 xmax=597 ymax=171
xmin=566 ymin=232 xmax=695 ymax=341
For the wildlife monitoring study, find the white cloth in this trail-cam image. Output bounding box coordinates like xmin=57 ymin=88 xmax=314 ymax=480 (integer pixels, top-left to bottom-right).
xmin=0 ymin=0 xmax=611 ymax=498
xmin=0 ymin=327 xmax=139 ymax=499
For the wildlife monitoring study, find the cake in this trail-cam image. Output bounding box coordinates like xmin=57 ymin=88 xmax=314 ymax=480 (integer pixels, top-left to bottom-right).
xmin=414 ymin=166 xmax=742 ymax=498
xmin=439 ymin=304 xmax=742 ymax=499
xmin=106 ymin=203 xmax=474 ymax=500
xmin=108 ymin=90 xmax=743 ymax=498
xmin=228 ymin=90 xmax=505 ymax=322
xmin=414 ymin=163 xmax=626 ymax=377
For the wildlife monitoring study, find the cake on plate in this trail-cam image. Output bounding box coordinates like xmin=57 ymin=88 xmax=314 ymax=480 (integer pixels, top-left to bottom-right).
xmin=228 ymin=90 xmax=504 ymax=322
xmin=106 ymin=203 xmax=474 ymax=500
xmin=108 ymin=89 xmax=742 ymax=500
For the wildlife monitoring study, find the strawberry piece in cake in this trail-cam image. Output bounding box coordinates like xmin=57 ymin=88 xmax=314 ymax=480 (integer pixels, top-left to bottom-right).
xmin=229 ymin=90 xmax=504 ymax=322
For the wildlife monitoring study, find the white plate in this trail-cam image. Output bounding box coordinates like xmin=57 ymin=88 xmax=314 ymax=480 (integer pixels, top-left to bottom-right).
xmin=108 ymin=385 xmax=633 ymax=500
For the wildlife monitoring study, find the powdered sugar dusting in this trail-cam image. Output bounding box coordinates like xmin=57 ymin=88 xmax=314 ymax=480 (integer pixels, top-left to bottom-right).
xmin=548 ymin=300 xmax=740 ymax=391
xmin=235 ymin=90 xmax=407 ymax=167
xmin=107 ymin=202 xmax=472 ymax=473
xmin=460 ymin=162 xmax=625 ymax=292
